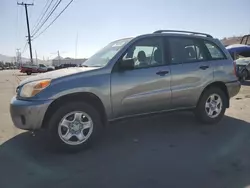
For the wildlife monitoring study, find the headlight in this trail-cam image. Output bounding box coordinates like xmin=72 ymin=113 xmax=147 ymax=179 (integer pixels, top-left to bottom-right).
xmin=20 ymin=79 xmax=51 ymax=98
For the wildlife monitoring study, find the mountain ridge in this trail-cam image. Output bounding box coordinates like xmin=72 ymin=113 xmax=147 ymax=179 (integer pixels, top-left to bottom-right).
xmin=0 ymin=54 xmax=32 ymax=63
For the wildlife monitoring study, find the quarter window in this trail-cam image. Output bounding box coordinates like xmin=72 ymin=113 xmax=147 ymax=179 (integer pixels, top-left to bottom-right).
xmin=204 ymin=41 xmax=225 ymax=60
xmin=169 ymin=38 xmax=207 ymax=64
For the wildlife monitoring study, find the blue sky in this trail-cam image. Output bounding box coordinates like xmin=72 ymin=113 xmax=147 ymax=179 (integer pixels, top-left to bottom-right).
xmin=1 ymin=0 xmax=250 ymax=59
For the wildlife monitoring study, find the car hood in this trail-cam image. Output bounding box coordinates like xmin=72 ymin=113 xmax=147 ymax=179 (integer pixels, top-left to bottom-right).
xmin=236 ymin=62 xmax=248 ymax=66
xmin=235 ymin=58 xmax=250 ymax=65
xmin=19 ymin=67 xmax=99 ymax=86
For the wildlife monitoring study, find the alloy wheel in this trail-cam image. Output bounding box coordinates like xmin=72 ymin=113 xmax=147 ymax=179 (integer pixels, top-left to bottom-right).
xmin=58 ymin=111 xmax=93 ymax=145
xmin=205 ymin=94 xmax=223 ymax=118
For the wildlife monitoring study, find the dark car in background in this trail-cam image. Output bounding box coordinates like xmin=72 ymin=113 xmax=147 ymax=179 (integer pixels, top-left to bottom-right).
xmin=47 ymin=66 xmax=55 ymax=71
xmin=0 ymin=62 xmax=4 ymax=70
xmin=55 ymin=63 xmax=77 ymax=70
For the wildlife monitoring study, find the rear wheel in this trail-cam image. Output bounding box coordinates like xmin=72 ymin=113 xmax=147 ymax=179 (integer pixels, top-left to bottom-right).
xmin=26 ymin=71 xmax=32 ymax=75
xmin=47 ymin=102 xmax=103 ymax=152
xmin=194 ymin=87 xmax=227 ymax=124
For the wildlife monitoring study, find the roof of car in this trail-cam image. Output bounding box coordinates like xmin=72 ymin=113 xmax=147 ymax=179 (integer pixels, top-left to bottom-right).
xmin=111 ymin=30 xmax=215 ymax=45
xmin=136 ymin=33 xmax=216 ymax=42
xmin=153 ymin=30 xmax=212 ymax=37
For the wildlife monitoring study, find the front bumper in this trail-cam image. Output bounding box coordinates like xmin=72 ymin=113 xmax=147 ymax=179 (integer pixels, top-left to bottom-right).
xmin=226 ymin=80 xmax=241 ymax=98
xmin=10 ymin=97 xmax=52 ymax=130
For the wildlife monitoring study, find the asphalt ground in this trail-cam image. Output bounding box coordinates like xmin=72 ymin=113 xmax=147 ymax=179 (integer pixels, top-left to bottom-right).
xmin=1 ymin=70 xmax=250 ymax=188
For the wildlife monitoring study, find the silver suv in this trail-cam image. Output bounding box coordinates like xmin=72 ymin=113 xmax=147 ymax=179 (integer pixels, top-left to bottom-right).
xmin=10 ymin=30 xmax=241 ymax=151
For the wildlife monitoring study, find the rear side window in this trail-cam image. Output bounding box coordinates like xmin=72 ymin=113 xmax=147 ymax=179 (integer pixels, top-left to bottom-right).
xmin=169 ymin=37 xmax=207 ymax=64
xmin=204 ymin=41 xmax=226 ymax=60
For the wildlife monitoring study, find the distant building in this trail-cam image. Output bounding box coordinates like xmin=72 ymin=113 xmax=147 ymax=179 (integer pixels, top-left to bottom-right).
xmin=52 ymin=57 xmax=87 ymax=67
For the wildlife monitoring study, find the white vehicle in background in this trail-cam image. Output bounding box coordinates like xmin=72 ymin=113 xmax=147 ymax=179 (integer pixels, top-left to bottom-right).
xmin=235 ymin=57 xmax=250 ymax=81
xmin=37 ymin=64 xmax=48 ymax=72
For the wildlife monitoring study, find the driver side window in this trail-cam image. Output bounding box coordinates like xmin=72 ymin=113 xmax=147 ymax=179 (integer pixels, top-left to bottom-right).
xmin=122 ymin=37 xmax=164 ymax=69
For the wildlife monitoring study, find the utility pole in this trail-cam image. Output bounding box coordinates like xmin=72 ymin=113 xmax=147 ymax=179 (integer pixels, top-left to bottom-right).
xmin=35 ymin=50 xmax=38 ymax=64
xmin=17 ymin=2 xmax=34 ymax=64
xmin=58 ymin=50 xmax=61 ymax=65
xmin=16 ymin=48 xmax=22 ymax=65
xmin=16 ymin=48 xmax=21 ymax=65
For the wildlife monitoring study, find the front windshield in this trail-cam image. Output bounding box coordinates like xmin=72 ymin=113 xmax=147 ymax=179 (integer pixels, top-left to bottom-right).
xmin=82 ymin=38 xmax=132 ymax=67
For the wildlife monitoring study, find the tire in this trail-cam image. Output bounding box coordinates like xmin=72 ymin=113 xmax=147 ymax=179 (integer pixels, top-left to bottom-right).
xmin=194 ymin=87 xmax=227 ymax=124
xmin=27 ymin=71 xmax=32 ymax=75
xmin=46 ymin=102 xmax=103 ymax=152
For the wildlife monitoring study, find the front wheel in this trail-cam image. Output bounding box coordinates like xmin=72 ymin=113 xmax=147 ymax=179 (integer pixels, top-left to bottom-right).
xmin=26 ymin=71 xmax=32 ymax=75
xmin=194 ymin=87 xmax=227 ymax=124
xmin=47 ymin=102 xmax=103 ymax=152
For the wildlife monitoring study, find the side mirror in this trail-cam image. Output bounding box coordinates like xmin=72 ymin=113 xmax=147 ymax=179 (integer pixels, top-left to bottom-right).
xmin=119 ymin=58 xmax=134 ymax=71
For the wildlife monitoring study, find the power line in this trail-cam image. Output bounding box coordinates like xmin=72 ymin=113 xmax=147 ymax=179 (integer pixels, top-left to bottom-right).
xmin=22 ymin=42 xmax=28 ymax=54
xmin=31 ymin=0 xmax=54 ymax=33
xmin=18 ymin=2 xmax=34 ymax=64
xmin=32 ymin=0 xmax=62 ymax=37
xmin=17 ymin=3 xmax=28 ymax=57
xmin=32 ymin=0 xmax=60 ymax=36
xmin=16 ymin=1 xmax=24 ymax=50
xmin=16 ymin=1 xmax=20 ymax=48
xmin=31 ymin=0 xmax=51 ymax=33
xmin=33 ymin=0 xmax=74 ymax=40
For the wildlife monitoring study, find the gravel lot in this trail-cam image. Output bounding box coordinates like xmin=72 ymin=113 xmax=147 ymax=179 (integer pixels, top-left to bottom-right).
xmin=1 ymin=70 xmax=250 ymax=188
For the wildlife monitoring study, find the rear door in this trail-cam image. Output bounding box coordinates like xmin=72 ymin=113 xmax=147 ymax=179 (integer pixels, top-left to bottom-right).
xmin=203 ymin=40 xmax=232 ymax=82
xmin=167 ymin=36 xmax=213 ymax=109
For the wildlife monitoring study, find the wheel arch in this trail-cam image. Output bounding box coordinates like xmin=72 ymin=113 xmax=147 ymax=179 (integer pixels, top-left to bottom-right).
xmin=42 ymin=92 xmax=108 ymax=129
xmin=198 ymin=82 xmax=230 ymax=108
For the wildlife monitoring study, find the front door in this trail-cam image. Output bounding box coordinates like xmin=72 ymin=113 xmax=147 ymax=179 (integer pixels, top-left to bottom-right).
xmin=111 ymin=37 xmax=171 ymax=118
xmin=167 ymin=36 xmax=213 ymax=109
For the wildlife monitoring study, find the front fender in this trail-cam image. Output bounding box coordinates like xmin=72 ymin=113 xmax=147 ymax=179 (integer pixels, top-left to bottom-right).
xmin=37 ymin=72 xmax=112 ymax=119
xmin=50 ymin=87 xmax=100 ymax=100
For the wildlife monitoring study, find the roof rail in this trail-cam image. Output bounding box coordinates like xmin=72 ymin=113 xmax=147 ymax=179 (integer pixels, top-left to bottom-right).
xmin=153 ymin=30 xmax=213 ymax=38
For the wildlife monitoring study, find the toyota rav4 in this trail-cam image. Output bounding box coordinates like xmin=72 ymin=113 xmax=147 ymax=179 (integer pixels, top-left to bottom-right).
xmin=10 ymin=30 xmax=241 ymax=151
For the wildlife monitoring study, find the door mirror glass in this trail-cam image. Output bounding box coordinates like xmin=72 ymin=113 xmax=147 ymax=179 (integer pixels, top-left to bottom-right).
xmin=119 ymin=58 xmax=134 ymax=71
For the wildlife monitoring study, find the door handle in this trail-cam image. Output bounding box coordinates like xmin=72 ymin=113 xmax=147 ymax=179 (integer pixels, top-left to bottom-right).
xmin=156 ymin=70 xmax=169 ymax=76
xmin=199 ymin=65 xmax=209 ymax=70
